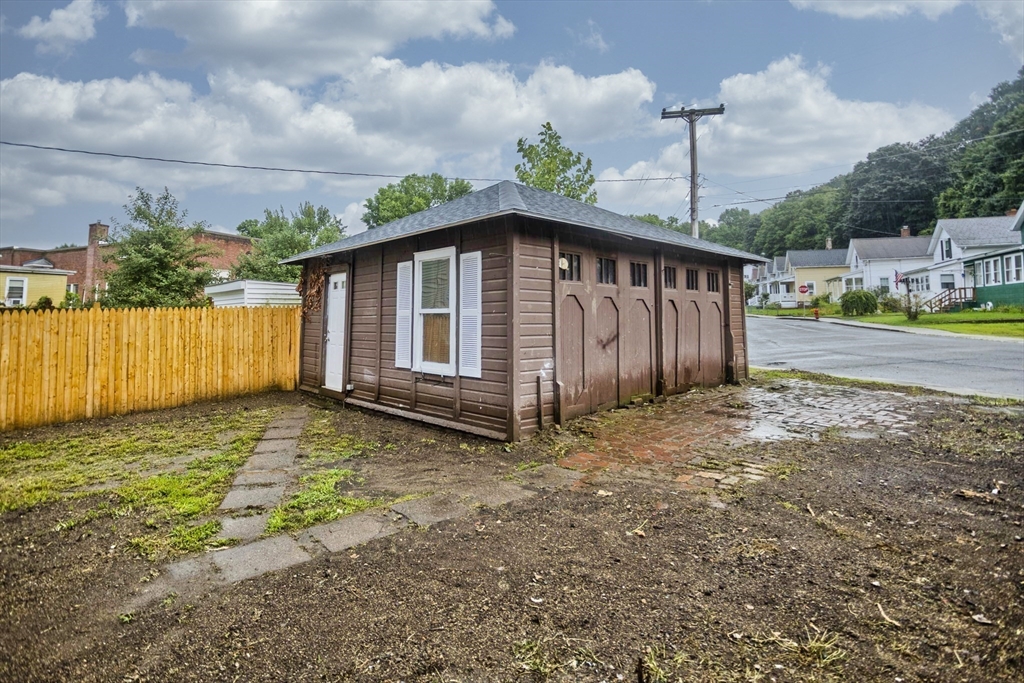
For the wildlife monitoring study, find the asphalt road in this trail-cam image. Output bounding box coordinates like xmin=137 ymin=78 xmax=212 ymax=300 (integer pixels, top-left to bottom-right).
xmin=746 ymin=315 xmax=1024 ymax=399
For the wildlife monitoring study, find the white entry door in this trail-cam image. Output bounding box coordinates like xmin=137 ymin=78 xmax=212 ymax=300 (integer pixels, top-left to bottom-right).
xmin=323 ymin=272 xmax=347 ymax=391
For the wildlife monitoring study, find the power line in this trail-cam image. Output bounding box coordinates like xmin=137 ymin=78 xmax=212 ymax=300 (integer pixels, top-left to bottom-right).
xmin=661 ymin=104 xmax=725 ymax=238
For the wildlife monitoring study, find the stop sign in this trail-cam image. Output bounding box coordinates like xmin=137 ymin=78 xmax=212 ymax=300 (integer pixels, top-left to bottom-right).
xmin=798 ymin=285 xmax=809 ymax=294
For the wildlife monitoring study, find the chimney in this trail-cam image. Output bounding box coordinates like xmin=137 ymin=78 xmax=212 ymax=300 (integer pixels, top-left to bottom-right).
xmin=88 ymin=222 xmax=109 ymax=244
xmin=1007 ymin=209 xmax=1018 ymax=217
xmin=900 ymin=225 xmax=911 ymax=238
xmin=825 ymin=237 xmax=833 ymax=250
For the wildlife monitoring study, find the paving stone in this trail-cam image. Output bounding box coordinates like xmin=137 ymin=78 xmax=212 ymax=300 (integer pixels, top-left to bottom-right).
xmin=219 ymin=485 xmax=285 ymax=511
xmin=165 ymin=556 xmax=216 ymax=582
xmin=262 ymin=425 xmax=303 ymax=440
xmin=268 ymin=417 xmax=307 ymax=430
xmin=211 ymin=535 xmax=312 ymax=584
xmin=463 ymin=481 xmax=537 ymax=508
xmin=391 ymin=493 xmax=471 ymax=526
xmin=302 ymin=511 xmax=407 ymax=553
xmin=242 ymin=450 xmax=296 ymax=471
xmin=253 ymin=439 xmax=299 ymax=457
xmin=232 ymin=469 xmax=290 ymax=486
xmin=520 ymin=464 xmax=585 ymax=490
xmin=217 ymin=513 xmax=269 ymax=541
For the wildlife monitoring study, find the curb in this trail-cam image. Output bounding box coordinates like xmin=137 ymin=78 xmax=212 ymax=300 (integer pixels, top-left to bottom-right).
xmin=750 ymin=314 xmax=1024 ymax=344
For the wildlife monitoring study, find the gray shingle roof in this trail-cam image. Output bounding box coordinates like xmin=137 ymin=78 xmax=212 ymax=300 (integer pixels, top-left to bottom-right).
xmin=934 ymin=214 xmax=1019 ymax=248
xmin=850 ymin=236 xmax=932 ymax=260
xmin=786 ymin=249 xmax=846 ymax=268
xmin=282 ymin=181 xmax=766 ymax=264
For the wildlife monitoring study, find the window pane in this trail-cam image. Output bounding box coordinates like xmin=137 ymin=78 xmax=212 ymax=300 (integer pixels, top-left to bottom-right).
xmin=422 ymin=313 xmax=450 ymax=364
xmin=420 ymin=258 xmax=450 ymax=309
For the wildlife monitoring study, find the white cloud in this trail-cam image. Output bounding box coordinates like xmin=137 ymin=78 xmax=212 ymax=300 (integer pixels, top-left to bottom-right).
xmin=791 ymin=1 xmax=1023 ymax=61
xmin=569 ymin=19 xmax=610 ymax=53
xmin=790 ymin=1 xmax=962 ymax=20
xmin=124 ymin=0 xmax=515 ymax=86
xmin=18 ymin=0 xmax=107 ymax=54
xmin=598 ymin=55 xmax=954 ymax=208
xmin=341 ymin=202 xmax=368 ymax=236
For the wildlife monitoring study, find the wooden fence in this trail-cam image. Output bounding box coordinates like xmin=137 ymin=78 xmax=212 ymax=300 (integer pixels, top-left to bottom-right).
xmin=0 ymin=305 xmax=302 ymax=431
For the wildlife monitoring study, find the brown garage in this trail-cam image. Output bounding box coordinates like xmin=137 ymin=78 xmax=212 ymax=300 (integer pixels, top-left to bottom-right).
xmin=283 ymin=181 xmax=765 ymax=441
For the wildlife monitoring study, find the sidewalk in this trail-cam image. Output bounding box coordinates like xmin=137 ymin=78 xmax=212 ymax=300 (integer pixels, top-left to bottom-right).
xmin=753 ymin=313 xmax=1024 ymax=344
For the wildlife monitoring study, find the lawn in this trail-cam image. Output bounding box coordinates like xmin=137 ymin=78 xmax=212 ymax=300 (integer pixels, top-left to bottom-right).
xmin=850 ymin=310 xmax=1024 ymax=337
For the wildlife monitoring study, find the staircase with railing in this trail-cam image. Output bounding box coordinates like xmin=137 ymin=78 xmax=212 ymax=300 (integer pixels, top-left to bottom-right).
xmin=923 ymin=287 xmax=974 ymax=313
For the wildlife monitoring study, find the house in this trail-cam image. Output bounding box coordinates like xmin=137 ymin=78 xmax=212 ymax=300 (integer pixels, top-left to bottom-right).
xmin=0 ymin=222 xmax=252 ymax=301
xmin=959 ymin=203 xmax=1024 ymax=308
xmin=1 ymin=263 xmax=76 ymax=307
xmin=283 ymin=181 xmax=765 ymax=441
xmin=901 ymin=211 xmax=1020 ymax=310
xmin=205 ymin=279 xmax=302 ymax=307
xmin=784 ymin=249 xmax=848 ymax=304
xmin=826 ymin=228 xmax=932 ymax=299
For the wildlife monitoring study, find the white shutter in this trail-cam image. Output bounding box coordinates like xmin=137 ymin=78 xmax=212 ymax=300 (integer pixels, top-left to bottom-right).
xmin=395 ymin=260 xmax=413 ymax=369
xmin=459 ymin=251 xmax=482 ymax=378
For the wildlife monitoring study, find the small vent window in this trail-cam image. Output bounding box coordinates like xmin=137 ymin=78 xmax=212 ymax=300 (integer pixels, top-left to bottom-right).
xmin=664 ymin=267 xmax=677 ymax=289
xmin=559 ymin=252 xmax=581 ymax=281
xmin=629 ymin=262 xmax=648 ymax=288
xmin=597 ymin=258 xmax=616 ymax=285
xmin=685 ymin=268 xmax=699 ymax=291
xmin=707 ymin=271 xmax=720 ymax=293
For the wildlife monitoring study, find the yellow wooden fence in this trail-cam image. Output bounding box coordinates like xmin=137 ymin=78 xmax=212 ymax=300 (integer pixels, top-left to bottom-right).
xmin=0 ymin=305 xmax=302 ymax=431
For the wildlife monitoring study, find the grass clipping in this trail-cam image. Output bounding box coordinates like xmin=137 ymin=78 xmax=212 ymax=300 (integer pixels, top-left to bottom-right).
xmin=266 ymin=469 xmax=377 ymax=534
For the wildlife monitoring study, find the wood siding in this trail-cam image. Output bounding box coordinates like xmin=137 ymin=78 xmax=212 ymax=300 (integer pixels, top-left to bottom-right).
xmin=516 ymin=224 xmax=555 ymax=437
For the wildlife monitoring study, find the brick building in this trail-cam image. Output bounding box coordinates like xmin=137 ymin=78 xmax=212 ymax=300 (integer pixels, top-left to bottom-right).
xmin=1 ymin=222 xmax=252 ymax=301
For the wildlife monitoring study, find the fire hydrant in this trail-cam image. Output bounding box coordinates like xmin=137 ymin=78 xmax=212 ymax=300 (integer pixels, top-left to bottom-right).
xmin=813 ymin=307 xmax=820 ymax=320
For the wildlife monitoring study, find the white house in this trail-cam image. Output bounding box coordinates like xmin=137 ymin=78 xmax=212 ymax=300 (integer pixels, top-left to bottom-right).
xmin=832 ymin=229 xmax=932 ymax=297
xmin=204 ymin=280 xmax=301 ymax=307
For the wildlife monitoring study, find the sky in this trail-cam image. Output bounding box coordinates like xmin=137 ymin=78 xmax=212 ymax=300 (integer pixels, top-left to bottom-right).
xmin=0 ymin=0 xmax=1021 ymax=249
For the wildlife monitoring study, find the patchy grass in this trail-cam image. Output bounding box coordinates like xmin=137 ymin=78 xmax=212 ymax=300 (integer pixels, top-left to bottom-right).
xmin=265 ymin=469 xmax=377 ymax=534
xmin=300 ymin=411 xmax=381 ymax=463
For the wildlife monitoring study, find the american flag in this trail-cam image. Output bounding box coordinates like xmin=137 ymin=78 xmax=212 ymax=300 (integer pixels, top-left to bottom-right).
xmin=894 ymin=270 xmax=905 ymax=287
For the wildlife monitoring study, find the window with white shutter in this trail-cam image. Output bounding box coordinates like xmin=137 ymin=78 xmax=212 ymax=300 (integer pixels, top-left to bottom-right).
xmin=459 ymin=251 xmax=482 ymax=378
xmin=395 ymin=261 xmax=413 ymax=369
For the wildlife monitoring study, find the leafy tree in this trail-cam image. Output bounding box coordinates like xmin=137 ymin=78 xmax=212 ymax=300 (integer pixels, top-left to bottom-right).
xmin=839 ymin=289 xmax=877 ymax=316
xmin=702 ymin=208 xmax=762 ymax=252
xmin=102 ymin=187 xmax=217 ymax=308
xmin=232 ymin=203 xmax=344 ymax=282
xmin=363 ymin=173 xmax=474 ymax=229
xmin=515 ymin=122 xmax=597 ymax=204
xmin=630 ymin=213 xmax=689 ymax=233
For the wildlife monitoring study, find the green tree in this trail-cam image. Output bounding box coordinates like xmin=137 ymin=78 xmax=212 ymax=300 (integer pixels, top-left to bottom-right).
xmin=232 ymin=203 xmax=344 ymax=282
xmin=102 ymin=188 xmax=217 ymax=308
xmin=630 ymin=213 xmax=688 ymax=232
xmin=515 ymin=122 xmax=597 ymax=204
xmin=702 ymin=208 xmax=762 ymax=252
xmin=363 ymin=173 xmax=474 ymax=229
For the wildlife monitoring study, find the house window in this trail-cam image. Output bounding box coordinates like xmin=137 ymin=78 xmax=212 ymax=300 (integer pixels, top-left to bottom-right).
xmin=596 ymin=257 xmax=616 ymax=285
xmin=685 ymin=268 xmax=699 ymax=291
xmin=396 ymin=248 xmax=482 ymax=378
xmin=940 ymin=274 xmax=955 ymax=290
xmin=706 ymin=270 xmax=720 ymax=293
xmin=559 ymin=252 xmax=581 ymax=282
xmin=942 ymin=238 xmax=953 ymax=261
xmin=66 ymin=283 xmax=79 ymax=294
xmin=984 ymin=258 xmax=1000 ymax=286
xmin=664 ymin=266 xmax=677 ymax=289
xmin=4 ymin=277 xmax=26 ymax=306
xmin=804 ymin=281 xmax=816 ymax=296
xmin=1004 ymin=254 xmax=1023 ymax=284
xmin=629 ymin=262 xmax=648 ymax=288
xmin=878 ymin=277 xmax=889 ymax=293
xmin=844 ymin=277 xmax=863 ymax=292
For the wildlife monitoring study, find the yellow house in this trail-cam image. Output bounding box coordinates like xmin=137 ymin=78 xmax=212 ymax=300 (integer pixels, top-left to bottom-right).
xmin=783 ymin=249 xmax=849 ymax=305
xmin=1 ymin=264 xmax=76 ymax=307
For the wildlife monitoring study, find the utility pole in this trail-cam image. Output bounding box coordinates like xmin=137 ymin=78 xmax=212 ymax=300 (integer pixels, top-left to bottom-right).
xmin=660 ymin=103 xmax=725 ymax=239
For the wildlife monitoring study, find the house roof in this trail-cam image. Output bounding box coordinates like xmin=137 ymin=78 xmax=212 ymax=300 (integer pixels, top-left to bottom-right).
xmin=849 ymin=236 xmax=932 ymax=260
xmin=282 ymin=181 xmax=766 ymax=265
xmin=0 ymin=264 xmax=76 ymax=276
xmin=933 ymin=214 xmax=1018 ymax=248
xmin=22 ymin=257 xmax=55 ymax=268
xmin=1013 ymin=200 xmax=1023 ymax=232
xmin=786 ymin=249 xmax=847 ymax=268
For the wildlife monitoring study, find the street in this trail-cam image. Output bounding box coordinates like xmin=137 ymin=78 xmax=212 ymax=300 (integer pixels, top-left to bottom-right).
xmin=746 ymin=315 xmax=1024 ymax=399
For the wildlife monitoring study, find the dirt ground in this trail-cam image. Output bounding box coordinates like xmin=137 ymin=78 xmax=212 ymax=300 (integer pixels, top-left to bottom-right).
xmin=1 ymin=379 xmax=1022 ymax=682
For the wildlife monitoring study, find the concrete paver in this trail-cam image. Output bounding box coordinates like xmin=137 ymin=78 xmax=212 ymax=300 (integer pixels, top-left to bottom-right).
xmin=391 ymin=493 xmax=472 ymax=525
xmin=232 ymin=469 xmax=290 ymax=486
xmin=211 ymin=535 xmax=312 ymax=584
xmin=301 ymin=511 xmax=407 ymax=553
xmin=217 ymin=513 xmax=270 ymax=542
xmin=219 ymin=485 xmax=286 ymax=511
xmin=463 ymin=481 xmax=537 ymax=508
xmin=242 ymin=450 xmax=296 ymax=471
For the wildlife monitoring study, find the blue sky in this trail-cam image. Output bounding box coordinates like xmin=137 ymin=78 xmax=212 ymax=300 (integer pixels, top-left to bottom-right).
xmin=1 ymin=0 xmax=1021 ymax=249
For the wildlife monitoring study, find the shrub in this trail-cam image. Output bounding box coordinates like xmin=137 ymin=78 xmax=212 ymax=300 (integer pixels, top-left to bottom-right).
xmin=810 ymin=293 xmax=831 ymax=307
xmin=839 ymin=290 xmax=878 ymax=316
xmin=902 ymin=294 xmax=924 ymax=321
xmin=766 ymin=302 xmax=782 ymax=310
xmin=34 ymin=296 xmax=54 ymax=310
xmin=877 ymin=292 xmax=903 ymax=313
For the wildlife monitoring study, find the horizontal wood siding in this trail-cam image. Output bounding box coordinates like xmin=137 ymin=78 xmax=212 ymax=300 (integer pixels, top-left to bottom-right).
xmin=517 ymin=224 xmax=555 ymax=437
xmin=728 ymin=265 xmax=748 ymax=380
xmin=300 ymin=304 xmax=323 ymax=390
xmin=299 ymin=222 xmax=509 ymax=438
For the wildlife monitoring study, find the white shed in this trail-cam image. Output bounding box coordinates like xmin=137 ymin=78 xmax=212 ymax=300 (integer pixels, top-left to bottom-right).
xmin=204 ymin=280 xmax=301 ymax=307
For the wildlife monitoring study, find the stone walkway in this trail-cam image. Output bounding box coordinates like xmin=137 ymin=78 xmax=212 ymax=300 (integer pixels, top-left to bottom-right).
xmin=559 ymin=379 xmax=917 ymax=491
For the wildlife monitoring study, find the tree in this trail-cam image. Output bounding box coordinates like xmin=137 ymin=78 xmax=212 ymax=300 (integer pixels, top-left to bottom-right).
xmin=630 ymin=213 xmax=688 ymax=233
xmin=515 ymin=122 xmax=597 ymax=204
xmin=701 ymin=208 xmax=761 ymax=252
xmin=363 ymin=173 xmax=474 ymax=229
xmin=232 ymin=203 xmax=344 ymax=282
xmin=102 ymin=188 xmax=218 ymax=308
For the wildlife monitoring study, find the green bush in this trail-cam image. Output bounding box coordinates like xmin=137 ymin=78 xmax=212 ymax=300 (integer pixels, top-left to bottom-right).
xmin=839 ymin=290 xmax=878 ymax=316
xmin=877 ymin=292 xmax=903 ymax=313
xmin=810 ymin=293 xmax=832 ymax=307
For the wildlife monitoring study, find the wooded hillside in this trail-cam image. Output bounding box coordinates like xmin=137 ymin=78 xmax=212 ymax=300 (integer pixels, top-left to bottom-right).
xmin=702 ymin=67 xmax=1024 ymax=257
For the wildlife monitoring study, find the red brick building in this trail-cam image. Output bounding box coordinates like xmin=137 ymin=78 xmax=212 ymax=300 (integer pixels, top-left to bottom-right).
xmin=0 ymin=222 xmax=252 ymax=301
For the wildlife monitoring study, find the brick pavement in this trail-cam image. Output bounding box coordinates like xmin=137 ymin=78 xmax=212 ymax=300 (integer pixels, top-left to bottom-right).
xmin=558 ymin=379 xmax=916 ymax=492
